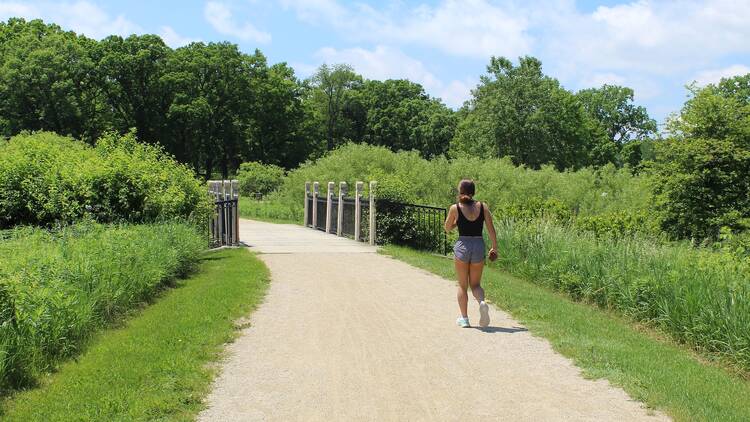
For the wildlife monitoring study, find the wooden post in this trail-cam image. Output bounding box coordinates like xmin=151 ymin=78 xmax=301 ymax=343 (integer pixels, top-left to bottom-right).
xmin=337 ymin=182 xmax=346 ymax=237
xmin=312 ymin=182 xmax=319 ymax=229
xmin=354 ymin=181 xmax=363 ymax=241
xmin=369 ymin=181 xmax=377 ymax=246
xmin=304 ymin=182 xmax=311 ymax=227
xmin=326 ymin=182 xmax=334 ymax=233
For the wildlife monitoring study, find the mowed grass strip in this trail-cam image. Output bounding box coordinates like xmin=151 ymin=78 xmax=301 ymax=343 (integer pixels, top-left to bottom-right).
xmin=1 ymin=248 xmax=269 ymax=421
xmin=382 ymin=245 xmax=750 ymax=422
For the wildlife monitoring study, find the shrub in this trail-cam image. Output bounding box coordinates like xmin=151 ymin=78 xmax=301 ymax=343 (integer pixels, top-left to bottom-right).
xmin=237 ymin=161 xmax=285 ymax=197
xmin=0 ymin=221 xmax=205 ymax=392
xmin=0 ymin=131 xmax=212 ymax=229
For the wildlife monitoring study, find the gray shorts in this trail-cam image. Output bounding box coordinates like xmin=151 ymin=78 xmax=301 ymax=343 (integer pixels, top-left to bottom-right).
xmin=454 ymin=236 xmax=485 ymax=263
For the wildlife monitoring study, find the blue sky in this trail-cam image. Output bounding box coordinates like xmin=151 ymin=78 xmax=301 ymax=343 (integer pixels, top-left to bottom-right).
xmin=2 ymin=1 xmax=749 ymax=124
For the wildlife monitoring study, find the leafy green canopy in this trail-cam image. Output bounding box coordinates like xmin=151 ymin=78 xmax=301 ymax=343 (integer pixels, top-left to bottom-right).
xmin=649 ymin=74 xmax=750 ymax=240
xmin=0 ymin=131 xmax=212 ymax=229
xmin=452 ymin=56 xmax=658 ymax=170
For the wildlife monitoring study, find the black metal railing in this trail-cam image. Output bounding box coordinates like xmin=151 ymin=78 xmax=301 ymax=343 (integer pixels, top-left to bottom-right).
xmin=340 ymin=197 xmax=356 ymax=238
xmin=330 ymin=197 xmax=339 ymax=234
xmin=315 ymin=197 xmax=327 ymax=231
xmin=375 ymin=199 xmax=447 ymax=254
xmin=306 ymin=194 xmax=313 ymax=226
xmin=210 ymin=198 xmax=238 ymax=247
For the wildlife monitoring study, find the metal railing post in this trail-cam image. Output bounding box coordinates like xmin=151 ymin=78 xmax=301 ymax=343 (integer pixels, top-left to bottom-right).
xmin=312 ymin=182 xmax=319 ymax=229
xmin=304 ymin=182 xmax=311 ymax=227
xmin=369 ymin=181 xmax=377 ymax=245
xmin=337 ymin=182 xmax=346 ymax=237
xmin=232 ymin=179 xmax=239 ymax=245
xmin=326 ymin=182 xmax=334 ymax=233
xmin=354 ymin=181 xmax=363 ymax=241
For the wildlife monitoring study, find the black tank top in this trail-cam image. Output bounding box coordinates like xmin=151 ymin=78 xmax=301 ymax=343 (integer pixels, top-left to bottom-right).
xmin=457 ymin=202 xmax=484 ymax=237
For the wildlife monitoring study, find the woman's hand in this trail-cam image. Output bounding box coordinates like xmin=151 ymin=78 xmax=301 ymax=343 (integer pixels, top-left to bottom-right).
xmin=488 ymin=248 xmax=498 ymax=262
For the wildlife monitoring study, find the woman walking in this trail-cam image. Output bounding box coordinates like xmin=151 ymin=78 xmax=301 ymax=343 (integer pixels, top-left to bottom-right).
xmin=444 ymin=180 xmax=498 ymax=328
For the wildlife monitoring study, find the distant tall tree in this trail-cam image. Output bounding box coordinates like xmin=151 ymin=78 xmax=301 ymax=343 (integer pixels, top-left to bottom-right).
xmin=0 ymin=18 xmax=103 ymax=140
xmin=351 ymin=79 xmax=456 ymax=157
xmin=308 ymin=64 xmax=361 ymax=150
xmin=165 ymin=42 xmax=253 ymax=178
xmin=95 ymin=34 xmax=172 ymax=144
xmin=245 ymin=58 xmax=313 ymax=168
xmin=576 ymin=84 xmax=657 ymax=167
xmin=452 ymin=56 xmax=609 ymax=169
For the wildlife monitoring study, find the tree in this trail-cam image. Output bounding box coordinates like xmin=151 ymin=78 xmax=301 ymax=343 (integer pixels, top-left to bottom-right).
xmin=650 ymin=74 xmax=750 ymax=239
xmin=451 ymin=56 xmax=609 ymax=170
xmin=94 ymin=34 xmax=173 ymax=145
xmin=245 ymin=60 xmax=313 ymax=168
xmin=576 ymin=84 xmax=657 ymax=167
xmin=308 ymin=64 xmax=361 ymax=150
xmin=352 ymin=79 xmax=455 ymax=157
xmin=165 ymin=42 xmax=253 ymax=178
xmin=0 ymin=18 xmax=103 ymax=141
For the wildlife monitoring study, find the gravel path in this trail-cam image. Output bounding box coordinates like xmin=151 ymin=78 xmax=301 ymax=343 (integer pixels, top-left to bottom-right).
xmin=199 ymin=219 xmax=668 ymax=421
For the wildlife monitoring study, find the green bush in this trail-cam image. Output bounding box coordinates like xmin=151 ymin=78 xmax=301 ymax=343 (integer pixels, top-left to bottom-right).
xmin=270 ymin=143 xmax=651 ymax=221
xmin=0 ymin=131 xmax=212 ymax=229
xmin=648 ymin=138 xmax=750 ymax=240
xmin=237 ymin=161 xmax=285 ymax=197
xmin=0 ymin=221 xmax=205 ymax=392
xmin=494 ymin=218 xmax=750 ymax=370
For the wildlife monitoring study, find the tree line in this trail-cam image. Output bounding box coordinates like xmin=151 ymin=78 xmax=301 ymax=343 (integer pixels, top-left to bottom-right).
xmin=2 ymin=18 xmax=661 ymax=177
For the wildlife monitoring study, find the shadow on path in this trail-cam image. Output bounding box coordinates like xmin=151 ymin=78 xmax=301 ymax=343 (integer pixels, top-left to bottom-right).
xmin=471 ymin=326 xmax=528 ymax=334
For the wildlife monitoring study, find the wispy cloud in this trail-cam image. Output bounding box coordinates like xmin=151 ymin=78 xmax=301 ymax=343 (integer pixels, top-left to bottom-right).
xmin=0 ymin=0 xmax=141 ymax=39
xmin=159 ymin=26 xmax=200 ymax=48
xmin=204 ymin=1 xmax=271 ymax=43
xmin=692 ymin=64 xmax=750 ymax=86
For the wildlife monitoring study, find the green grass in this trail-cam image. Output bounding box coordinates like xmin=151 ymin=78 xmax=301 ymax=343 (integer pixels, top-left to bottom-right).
xmin=382 ymin=245 xmax=750 ymax=422
xmin=1 ymin=247 xmax=269 ymax=421
xmin=239 ymin=197 xmax=301 ymax=225
xmin=494 ymin=219 xmax=750 ymax=371
xmin=0 ymin=222 xmax=205 ymax=392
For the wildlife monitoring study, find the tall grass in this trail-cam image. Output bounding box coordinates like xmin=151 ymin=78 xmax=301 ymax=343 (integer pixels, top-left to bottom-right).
xmin=494 ymin=219 xmax=750 ymax=370
xmin=0 ymin=222 xmax=205 ymax=392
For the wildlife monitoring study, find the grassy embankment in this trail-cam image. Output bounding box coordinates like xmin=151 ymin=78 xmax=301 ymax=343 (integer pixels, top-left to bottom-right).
xmin=382 ymin=245 xmax=750 ymax=422
xmin=2 ymin=248 xmax=269 ymax=421
xmin=0 ymin=222 xmax=205 ymax=392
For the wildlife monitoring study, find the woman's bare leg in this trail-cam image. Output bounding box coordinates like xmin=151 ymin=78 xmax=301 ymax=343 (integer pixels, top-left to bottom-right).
xmin=455 ymin=259 xmax=470 ymax=318
xmin=469 ymin=262 xmax=485 ymax=303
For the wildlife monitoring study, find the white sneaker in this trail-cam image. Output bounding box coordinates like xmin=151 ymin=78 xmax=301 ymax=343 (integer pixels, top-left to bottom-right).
xmin=479 ymin=301 xmax=490 ymax=327
xmin=456 ymin=316 xmax=470 ymax=328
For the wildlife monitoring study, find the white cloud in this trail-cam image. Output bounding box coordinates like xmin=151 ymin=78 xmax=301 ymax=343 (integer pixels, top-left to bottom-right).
xmin=283 ymin=0 xmax=530 ymax=59
xmin=0 ymin=1 xmax=141 ymax=39
xmin=579 ymin=73 xmax=626 ymax=88
xmin=313 ymin=45 xmax=473 ymax=108
xmin=692 ymin=64 xmax=750 ymax=86
xmin=159 ymin=26 xmax=200 ymax=48
xmin=204 ymin=1 xmax=271 ymax=43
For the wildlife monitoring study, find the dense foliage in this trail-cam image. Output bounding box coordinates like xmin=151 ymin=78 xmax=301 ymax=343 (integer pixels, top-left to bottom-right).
xmin=0 ymin=131 xmax=212 ymax=229
xmin=261 ymin=143 xmax=653 ymax=237
xmin=650 ymin=75 xmax=750 ymax=240
xmin=0 ymin=222 xmax=205 ymax=391
xmin=1 ymin=18 xmax=661 ymax=176
xmin=454 ymin=57 xmax=620 ymax=169
xmin=237 ymin=161 xmax=285 ymax=196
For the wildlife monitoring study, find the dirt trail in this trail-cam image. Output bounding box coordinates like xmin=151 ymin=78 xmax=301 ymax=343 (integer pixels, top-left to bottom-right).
xmin=199 ymin=219 xmax=668 ymax=421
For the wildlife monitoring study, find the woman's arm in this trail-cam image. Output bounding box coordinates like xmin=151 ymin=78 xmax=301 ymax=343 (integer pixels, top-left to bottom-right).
xmin=483 ymin=204 xmax=498 ymax=252
xmin=444 ymin=205 xmax=458 ymax=232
